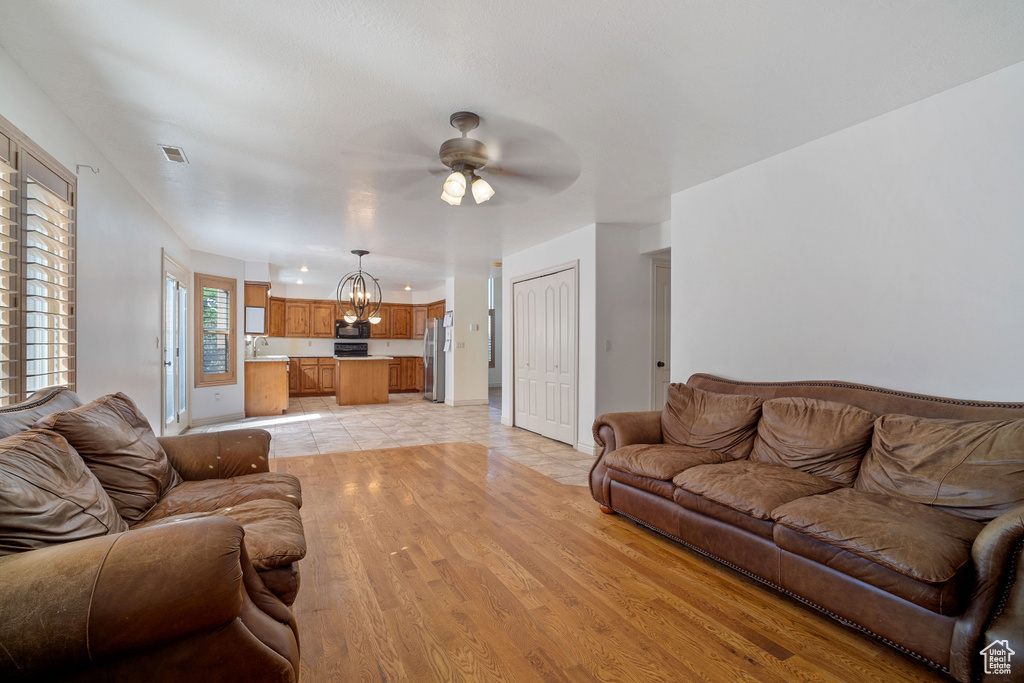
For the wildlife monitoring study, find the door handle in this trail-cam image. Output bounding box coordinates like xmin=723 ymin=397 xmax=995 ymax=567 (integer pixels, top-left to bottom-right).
xmin=656 ymin=361 xmax=665 ymax=368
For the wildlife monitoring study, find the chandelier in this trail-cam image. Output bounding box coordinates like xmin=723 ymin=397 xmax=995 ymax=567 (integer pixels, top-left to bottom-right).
xmin=439 ymin=111 xmax=495 ymax=206
xmin=336 ymin=250 xmax=383 ymax=324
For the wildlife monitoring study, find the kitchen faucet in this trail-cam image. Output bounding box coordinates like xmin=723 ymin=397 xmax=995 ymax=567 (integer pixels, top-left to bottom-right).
xmin=253 ymin=336 xmax=269 ymax=357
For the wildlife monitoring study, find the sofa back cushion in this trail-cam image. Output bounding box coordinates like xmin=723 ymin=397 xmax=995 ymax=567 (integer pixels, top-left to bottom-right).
xmin=0 ymin=387 xmax=84 ymax=438
xmin=662 ymin=383 xmax=763 ymax=458
xmin=35 ymin=393 xmax=182 ymax=523
xmin=0 ymin=429 xmax=127 ymax=555
xmin=750 ymin=397 xmax=876 ymax=486
xmin=855 ymin=413 xmax=1024 ymax=522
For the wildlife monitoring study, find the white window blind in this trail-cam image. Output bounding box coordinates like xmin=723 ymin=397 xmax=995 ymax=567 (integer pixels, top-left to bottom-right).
xmin=0 ymin=116 xmax=77 ymax=407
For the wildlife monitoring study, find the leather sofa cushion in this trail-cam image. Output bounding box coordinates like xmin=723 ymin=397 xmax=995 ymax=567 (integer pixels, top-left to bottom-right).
xmin=0 ymin=429 xmax=127 ymax=555
xmin=673 ymin=460 xmax=840 ymax=521
xmin=0 ymin=387 xmax=83 ymax=438
xmin=750 ymin=397 xmax=875 ymax=486
xmin=36 ymin=393 xmax=183 ymax=523
xmin=772 ymin=487 xmax=983 ymax=584
xmin=140 ymin=472 xmax=302 ymax=520
xmin=856 ymin=413 xmax=1024 ymax=522
xmin=133 ymin=498 xmax=306 ymax=572
xmin=604 ymin=443 xmax=733 ymax=480
xmin=661 ymin=383 xmax=762 ymax=458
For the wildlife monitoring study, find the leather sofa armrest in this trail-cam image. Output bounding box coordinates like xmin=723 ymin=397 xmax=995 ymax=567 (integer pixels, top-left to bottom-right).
xmin=589 ymin=411 xmax=662 ymax=509
xmin=0 ymin=517 xmax=247 ymax=680
xmin=592 ymin=411 xmax=663 ymax=454
xmin=950 ymin=505 xmax=1024 ymax=683
xmin=159 ymin=429 xmax=271 ymax=480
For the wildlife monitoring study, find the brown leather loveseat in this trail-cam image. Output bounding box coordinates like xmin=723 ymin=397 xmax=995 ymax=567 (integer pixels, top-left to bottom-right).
xmin=0 ymin=388 xmax=305 ymax=682
xmin=591 ymin=374 xmax=1024 ymax=682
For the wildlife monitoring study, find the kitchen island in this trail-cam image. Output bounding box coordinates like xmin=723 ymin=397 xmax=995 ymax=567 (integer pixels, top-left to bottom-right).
xmin=335 ymin=356 xmax=393 ymax=405
xmin=244 ymin=355 xmax=290 ymax=416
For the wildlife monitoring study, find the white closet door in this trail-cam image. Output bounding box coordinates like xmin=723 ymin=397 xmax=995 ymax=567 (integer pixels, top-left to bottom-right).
xmin=513 ymin=267 xmax=576 ymax=445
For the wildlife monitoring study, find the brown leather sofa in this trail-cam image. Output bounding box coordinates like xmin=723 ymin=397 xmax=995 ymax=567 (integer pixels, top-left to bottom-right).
xmin=0 ymin=388 xmax=305 ymax=682
xmin=590 ymin=374 xmax=1024 ymax=683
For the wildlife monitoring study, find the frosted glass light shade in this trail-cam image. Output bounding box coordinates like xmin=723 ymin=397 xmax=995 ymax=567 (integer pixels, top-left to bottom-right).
xmin=443 ymin=171 xmax=466 ymax=198
xmin=440 ymin=188 xmax=462 ymax=205
xmin=368 ymin=315 xmax=382 ymax=324
xmin=472 ymin=176 xmax=495 ymax=203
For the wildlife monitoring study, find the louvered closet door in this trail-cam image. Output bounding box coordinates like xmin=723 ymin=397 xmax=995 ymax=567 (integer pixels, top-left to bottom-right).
xmin=513 ymin=267 xmax=576 ymax=445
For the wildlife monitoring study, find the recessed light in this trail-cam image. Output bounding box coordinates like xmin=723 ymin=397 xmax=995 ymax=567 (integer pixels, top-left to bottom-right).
xmin=491 ymin=262 xmax=502 ymax=267
xmin=404 ymin=286 xmax=411 ymax=291
xmin=297 ymin=279 xmax=303 ymax=285
xmin=300 ymin=266 xmax=308 ymax=272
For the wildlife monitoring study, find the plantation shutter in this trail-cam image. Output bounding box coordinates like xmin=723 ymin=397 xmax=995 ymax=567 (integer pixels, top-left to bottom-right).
xmin=23 ymin=153 xmax=75 ymax=395
xmin=0 ymin=134 xmax=16 ymax=404
xmin=195 ymin=273 xmax=236 ymax=386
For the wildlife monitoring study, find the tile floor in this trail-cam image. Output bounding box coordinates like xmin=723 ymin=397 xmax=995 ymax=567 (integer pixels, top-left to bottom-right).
xmin=187 ymin=389 xmax=594 ymax=486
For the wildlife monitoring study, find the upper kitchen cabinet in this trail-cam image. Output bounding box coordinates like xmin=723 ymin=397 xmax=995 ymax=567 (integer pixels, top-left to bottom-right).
xmin=369 ymin=304 xmax=391 ymax=338
xmin=267 ymin=297 xmax=285 ymax=336
xmin=285 ymin=300 xmax=310 ymax=337
xmin=426 ymin=299 xmax=446 ymax=320
xmin=412 ymin=305 xmax=427 ymax=339
xmin=390 ymin=304 xmax=413 ymax=339
xmin=244 ymin=281 xmax=271 ymax=334
xmin=311 ymin=301 xmax=335 ymax=338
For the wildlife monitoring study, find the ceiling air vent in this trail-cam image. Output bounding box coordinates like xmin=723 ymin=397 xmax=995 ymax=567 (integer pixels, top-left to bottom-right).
xmin=159 ymin=145 xmax=188 ymax=163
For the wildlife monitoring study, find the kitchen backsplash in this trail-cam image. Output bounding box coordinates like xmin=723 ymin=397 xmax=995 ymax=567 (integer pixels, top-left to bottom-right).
xmin=252 ymin=336 xmax=424 ymax=358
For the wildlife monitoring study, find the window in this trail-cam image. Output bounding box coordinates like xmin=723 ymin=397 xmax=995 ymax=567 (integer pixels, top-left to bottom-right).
xmin=194 ymin=273 xmax=236 ymax=387
xmin=0 ymin=114 xmax=77 ymax=407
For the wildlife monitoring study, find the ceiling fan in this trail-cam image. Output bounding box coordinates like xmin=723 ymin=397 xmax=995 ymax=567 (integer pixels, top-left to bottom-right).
xmin=438 ymin=112 xmax=494 ymax=205
xmin=346 ymin=112 xmax=581 ymax=206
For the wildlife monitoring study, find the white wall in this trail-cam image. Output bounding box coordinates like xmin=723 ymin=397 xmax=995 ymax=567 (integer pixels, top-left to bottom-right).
xmin=0 ymin=44 xmax=192 ymax=426
xmin=594 ymin=225 xmax=654 ymax=415
xmin=191 ymin=251 xmax=246 ymax=423
xmin=502 ymin=224 xmax=597 ymax=448
xmin=444 ymin=277 xmax=489 ymax=406
xmin=670 ymin=60 xmax=1024 ymax=401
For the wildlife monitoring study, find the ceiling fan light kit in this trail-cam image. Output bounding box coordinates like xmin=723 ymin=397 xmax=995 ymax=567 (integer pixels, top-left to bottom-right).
xmin=336 ymin=249 xmax=384 ymax=324
xmin=438 ymin=111 xmax=495 ymax=205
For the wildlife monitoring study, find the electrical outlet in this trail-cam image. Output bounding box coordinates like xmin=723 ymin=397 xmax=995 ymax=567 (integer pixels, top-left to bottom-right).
xmin=605 ymin=340 xmax=612 ymax=351
xmin=456 ymin=341 xmax=465 ymax=349
xmin=307 ymin=340 xmax=312 ymax=347
xmin=215 ymin=393 xmax=221 ymax=401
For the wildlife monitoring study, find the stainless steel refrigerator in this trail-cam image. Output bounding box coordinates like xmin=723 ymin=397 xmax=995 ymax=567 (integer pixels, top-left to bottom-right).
xmin=423 ymin=318 xmax=445 ymax=402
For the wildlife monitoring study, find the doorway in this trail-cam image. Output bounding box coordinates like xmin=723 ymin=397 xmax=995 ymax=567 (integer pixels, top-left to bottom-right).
xmin=512 ymin=264 xmax=577 ymax=445
xmin=162 ymin=252 xmax=189 ymax=435
xmin=651 ymin=259 xmax=671 ymax=409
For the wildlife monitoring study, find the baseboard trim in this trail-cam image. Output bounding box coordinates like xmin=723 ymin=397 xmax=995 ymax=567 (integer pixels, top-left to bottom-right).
xmin=445 ymin=398 xmax=490 ymax=407
xmin=575 ymin=442 xmax=598 ymax=456
xmin=189 ymin=412 xmax=246 ymax=428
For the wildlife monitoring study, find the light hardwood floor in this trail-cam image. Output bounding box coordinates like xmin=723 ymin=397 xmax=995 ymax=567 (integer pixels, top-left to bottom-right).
xmin=192 ymin=389 xmax=593 ymax=485
xmin=272 ymin=443 xmax=945 ymax=682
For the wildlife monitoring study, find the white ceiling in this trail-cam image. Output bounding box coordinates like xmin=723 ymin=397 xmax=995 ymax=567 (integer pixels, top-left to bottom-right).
xmin=1 ymin=1 xmax=1023 ymax=295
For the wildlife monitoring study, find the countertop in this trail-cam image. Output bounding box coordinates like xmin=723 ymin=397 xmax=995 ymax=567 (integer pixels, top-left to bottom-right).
xmin=246 ymin=354 xmax=402 ymax=362
xmin=245 ymin=355 xmax=290 ymax=363
xmin=336 ymin=355 xmax=393 ymax=361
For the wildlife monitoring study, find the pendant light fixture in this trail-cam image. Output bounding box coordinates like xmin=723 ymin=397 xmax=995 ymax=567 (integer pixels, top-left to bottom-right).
xmin=336 ymin=249 xmax=383 ymax=324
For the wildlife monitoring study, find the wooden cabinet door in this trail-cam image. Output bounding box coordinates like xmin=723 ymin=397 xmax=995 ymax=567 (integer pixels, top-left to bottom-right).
xmin=414 ymin=357 xmax=424 ymax=391
xmin=412 ymin=305 xmax=428 ymax=339
xmin=319 ymin=359 xmax=335 ymax=393
xmin=300 ymin=358 xmax=319 ymax=393
xmin=268 ymin=298 xmax=286 ymax=337
xmin=427 ymin=299 xmax=446 ymax=320
xmin=285 ymin=301 xmax=311 ymax=337
xmin=311 ymin=302 xmax=335 ymax=338
xmin=399 ymin=357 xmax=416 ymax=390
xmin=370 ymin=304 xmax=391 ymax=338
xmin=390 ymin=305 xmax=413 ymax=339
xmin=288 ymin=359 xmax=301 ymax=395
xmin=244 ymin=282 xmax=269 ymax=308
xmin=388 ymin=360 xmax=401 ymax=392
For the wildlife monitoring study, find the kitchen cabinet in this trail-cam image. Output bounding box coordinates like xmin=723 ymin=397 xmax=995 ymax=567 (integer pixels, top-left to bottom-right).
xmin=401 ymin=357 xmax=423 ymax=392
xmin=268 ymin=298 xmax=286 ymax=337
xmin=244 ymin=359 xmax=289 ymax=417
xmin=244 ymin=282 xmax=270 ymax=308
xmin=289 ymin=356 xmax=337 ymax=396
xmin=387 ymin=359 xmax=401 ymax=392
xmin=390 ymin=304 xmax=413 ymax=339
xmin=412 ymin=305 xmax=428 ymax=339
xmin=426 ymin=299 xmax=446 ymax=321
xmin=311 ymin=301 xmax=335 ymax=338
xmin=285 ymin=301 xmax=310 ymax=337
xmin=370 ymin=304 xmax=391 ymax=338
xmin=244 ymin=282 xmax=271 ymax=334
xmin=335 ymin=359 xmax=390 ymax=406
